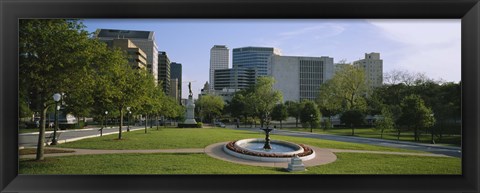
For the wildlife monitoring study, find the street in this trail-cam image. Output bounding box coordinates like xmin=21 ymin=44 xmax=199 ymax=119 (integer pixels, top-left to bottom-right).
xmin=19 ymin=126 xmax=145 ymax=148
xmin=229 ymin=126 xmax=462 ymax=158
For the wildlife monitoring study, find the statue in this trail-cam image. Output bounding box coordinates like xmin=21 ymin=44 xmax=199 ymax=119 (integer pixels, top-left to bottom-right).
xmin=188 ymin=82 xmax=193 ymax=97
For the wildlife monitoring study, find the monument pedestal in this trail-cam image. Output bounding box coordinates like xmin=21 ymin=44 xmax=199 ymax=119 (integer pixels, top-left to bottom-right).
xmin=178 ymin=96 xmax=199 ymax=128
xmin=287 ymin=155 xmax=306 ymax=172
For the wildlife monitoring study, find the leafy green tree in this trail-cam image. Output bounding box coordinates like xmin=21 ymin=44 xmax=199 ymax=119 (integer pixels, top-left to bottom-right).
xmin=249 ymin=76 xmax=282 ymax=128
xmin=196 ymin=94 xmax=225 ymax=123
xmin=271 ymin=103 xmax=288 ymax=129
xmin=300 ymin=100 xmax=321 ymax=132
xmin=285 ymin=101 xmax=302 ymax=128
xmin=316 ymin=65 xmax=368 ymax=127
xmin=374 ymin=106 xmax=395 ymax=139
xmin=397 ymin=94 xmax=436 ymax=142
xmin=340 ymin=109 xmax=365 ymax=136
xmin=20 ymin=19 xmax=101 ymax=160
xmin=229 ymin=91 xmax=247 ymax=124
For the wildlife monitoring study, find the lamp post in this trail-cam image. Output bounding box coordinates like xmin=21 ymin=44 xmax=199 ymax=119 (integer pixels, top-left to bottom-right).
xmin=50 ymin=93 xmax=62 ymax=145
xmin=126 ymin=107 xmax=131 ymax=132
xmin=102 ymin=111 xmax=108 ymax=136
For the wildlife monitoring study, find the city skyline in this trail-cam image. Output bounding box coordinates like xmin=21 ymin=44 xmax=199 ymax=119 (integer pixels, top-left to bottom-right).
xmin=83 ymin=19 xmax=461 ymax=99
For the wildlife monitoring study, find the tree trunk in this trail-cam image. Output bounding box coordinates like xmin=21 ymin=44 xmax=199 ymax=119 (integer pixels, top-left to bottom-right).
xmin=260 ymin=116 xmax=264 ymax=128
xmin=380 ymin=129 xmax=384 ymax=139
xmin=295 ymin=117 xmax=298 ymax=128
xmin=351 ymin=124 xmax=355 ymax=136
xmin=156 ymin=115 xmax=159 ymax=130
xmin=244 ymin=115 xmax=247 ymax=127
xmin=144 ymin=114 xmax=148 ymax=133
xmin=36 ymin=103 xmax=49 ymax=161
xmin=118 ymin=108 xmax=123 ymax=139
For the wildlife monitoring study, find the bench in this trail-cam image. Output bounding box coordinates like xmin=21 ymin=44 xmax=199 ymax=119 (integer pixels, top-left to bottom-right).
xmin=45 ymin=132 xmax=62 ymax=145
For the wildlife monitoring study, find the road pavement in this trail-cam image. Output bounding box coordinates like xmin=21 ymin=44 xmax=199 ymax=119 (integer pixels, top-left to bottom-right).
xmin=228 ymin=126 xmax=462 ymax=158
xmin=19 ymin=125 xmax=145 ymax=148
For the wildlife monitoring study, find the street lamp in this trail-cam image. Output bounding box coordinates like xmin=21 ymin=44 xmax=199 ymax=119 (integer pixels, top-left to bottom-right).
xmin=51 ymin=93 xmax=62 ymax=145
xmin=126 ymin=107 xmax=131 ymax=132
xmin=310 ymin=114 xmax=314 ymax=133
xmin=101 ymin=111 xmax=108 ymax=136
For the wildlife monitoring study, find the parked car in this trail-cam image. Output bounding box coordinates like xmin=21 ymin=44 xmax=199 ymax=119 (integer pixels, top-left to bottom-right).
xmin=215 ymin=121 xmax=226 ymax=128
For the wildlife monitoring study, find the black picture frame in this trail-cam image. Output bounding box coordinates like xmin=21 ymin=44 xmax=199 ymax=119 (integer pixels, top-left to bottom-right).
xmin=1 ymin=0 xmax=479 ymax=192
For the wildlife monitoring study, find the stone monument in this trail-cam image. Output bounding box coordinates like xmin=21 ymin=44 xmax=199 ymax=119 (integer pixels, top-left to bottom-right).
xmin=181 ymin=82 xmax=197 ymax=127
xmin=287 ymin=154 xmax=306 ymax=172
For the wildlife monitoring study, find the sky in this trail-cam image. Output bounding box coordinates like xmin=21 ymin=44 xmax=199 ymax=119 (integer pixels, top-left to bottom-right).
xmin=82 ymin=19 xmax=461 ymax=99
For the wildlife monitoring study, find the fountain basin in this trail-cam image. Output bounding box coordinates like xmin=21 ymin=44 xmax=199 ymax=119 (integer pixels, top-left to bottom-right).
xmin=223 ymin=138 xmax=316 ymax=162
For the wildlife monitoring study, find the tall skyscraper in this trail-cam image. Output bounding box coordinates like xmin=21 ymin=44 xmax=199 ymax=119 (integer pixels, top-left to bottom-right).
xmin=158 ymin=51 xmax=171 ymax=95
xmin=170 ymin=78 xmax=179 ymax=100
xmin=268 ymin=55 xmax=334 ymax=102
xmin=233 ymin=46 xmax=281 ymax=76
xmin=352 ymin=52 xmax=383 ymax=88
xmin=95 ymin=29 xmax=159 ymax=83
xmin=209 ymin=45 xmax=229 ymax=91
xmin=170 ymin=62 xmax=182 ymax=102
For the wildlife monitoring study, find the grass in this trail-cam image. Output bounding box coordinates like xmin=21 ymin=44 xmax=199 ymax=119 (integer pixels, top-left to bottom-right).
xmin=19 ymin=152 xmax=461 ymax=174
xmin=280 ymin=127 xmax=461 ymax=146
xmin=56 ymin=127 xmax=423 ymax=153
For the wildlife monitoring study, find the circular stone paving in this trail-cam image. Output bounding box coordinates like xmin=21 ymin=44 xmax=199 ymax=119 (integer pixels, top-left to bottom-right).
xmin=204 ymin=142 xmax=337 ymax=168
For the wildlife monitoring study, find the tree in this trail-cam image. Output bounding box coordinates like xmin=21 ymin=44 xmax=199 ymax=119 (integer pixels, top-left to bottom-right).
xmin=20 ymin=19 xmax=102 ymax=160
xmin=300 ymin=100 xmax=321 ymax=132
xmin=316 ymin=65 xmax=368 ymax=113
xmin=374 ymin=106 xmax=395 ymax=139
xmin=271 ymin=103 xmax=288 ymax=129
xmin=397 ymin=94 xmax=436 ymax=142
xmin=285 ymin=101 xmax=302 ymax=128
xmin=249 ymin=76 xmax=282 ymax=128
xmin=340 ymin=109 xmax=365 ymax=136
xmin=196 ymin=94 xmax=225 ymax=123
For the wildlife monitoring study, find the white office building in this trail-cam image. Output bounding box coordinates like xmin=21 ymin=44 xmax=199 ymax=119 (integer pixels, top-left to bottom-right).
xmin=352 ymin=52 xmax=383 ymax=88
xmin=268 ymin=55 xmax=334 ymax=102
xmin=209 ymin=45 xmax=229 ymax=91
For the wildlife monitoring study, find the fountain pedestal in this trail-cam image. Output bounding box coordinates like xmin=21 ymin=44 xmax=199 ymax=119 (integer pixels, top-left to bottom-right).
xmin=261 ymin=127 xmax=273 ymax=149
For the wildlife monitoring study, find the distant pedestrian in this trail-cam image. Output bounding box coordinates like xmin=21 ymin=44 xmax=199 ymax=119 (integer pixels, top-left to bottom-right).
xmin=236 ymin=119 xmax=240 ymax=128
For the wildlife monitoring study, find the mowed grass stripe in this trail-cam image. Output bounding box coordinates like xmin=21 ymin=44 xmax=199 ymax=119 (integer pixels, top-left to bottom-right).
xmin=57 ymin=128 xmax=424 ymax=153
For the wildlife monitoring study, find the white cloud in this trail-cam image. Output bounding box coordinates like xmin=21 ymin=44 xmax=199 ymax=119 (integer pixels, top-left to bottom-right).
xmin=254 ymin=23 xmax=346 ymax=51
xmin=279 ymin=24 xmax=345 ymax=38
xmin=368 ymin=19 xmax=461 ymax=82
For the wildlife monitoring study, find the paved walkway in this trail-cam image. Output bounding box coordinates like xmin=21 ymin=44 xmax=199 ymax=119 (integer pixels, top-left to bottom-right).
xmin=20 ymin=147 xmax=204 ymax=159
xmin=20 ymin=142 xmax=453 ymax=168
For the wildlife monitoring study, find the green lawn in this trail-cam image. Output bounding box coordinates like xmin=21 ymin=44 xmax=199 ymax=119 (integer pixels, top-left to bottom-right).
xmin=280 ymin=127 xmax=461 ymax=146
xmin=19 ymin=152 xmax=461 ymax=174
xmin=57 ymin=128 xmax=423 ymax=153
